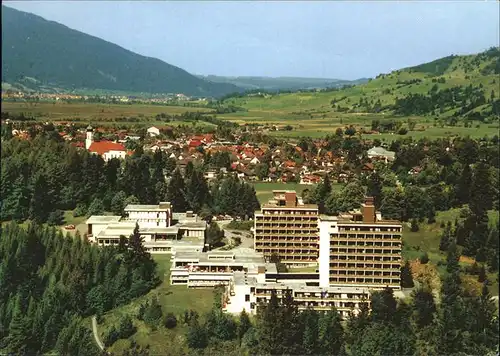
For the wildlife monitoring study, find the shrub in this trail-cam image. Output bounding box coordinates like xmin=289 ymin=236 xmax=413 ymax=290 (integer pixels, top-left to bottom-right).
xmin=73 ymin=203 xmax=87 ymax=217
xmin=137 ymin=301 xmax=148 ymax=320
xmin=143 ymin=297 xmax=163 ymax=328
xmin=420 ymin=252 xmax=430 ymax=264
xmin=226 ymin=220 xmax=253 ymax=231
xmin=410 ymin=218 xmax=419 ymax=232
xmin=47 ymin=209 xmax=65 ymax=226
xmin=103 ymin=326 xmax=119 ymax=347
xmin=164 ymin=312 xmax=177 ymax=329
xmin=118 ymin=315 xmax=136 ymax=339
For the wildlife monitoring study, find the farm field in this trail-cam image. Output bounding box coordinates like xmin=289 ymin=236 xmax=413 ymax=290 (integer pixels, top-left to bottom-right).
xmin=100 ymin=254 xmax=215 ymax=355
xmin=220 ymin=108 xmax=499 ymax=140
xmin=1 ymin=101 xmax=213 ymax=122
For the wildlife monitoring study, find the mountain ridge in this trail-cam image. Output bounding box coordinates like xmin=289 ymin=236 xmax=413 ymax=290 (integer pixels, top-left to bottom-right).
xmin=195 ymin=74 xmax=368 ymax=91
xmin=1 ymin=5 xmax=242 ymax=97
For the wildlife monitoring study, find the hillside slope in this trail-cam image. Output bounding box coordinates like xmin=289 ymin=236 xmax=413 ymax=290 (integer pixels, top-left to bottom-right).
xmin=196 ymin=75 xmax=368 ymax=91
xmin=222 ymin=48 xmax=500 ymax=122
xmin=1 ymin=6 xmax=242 ymax=97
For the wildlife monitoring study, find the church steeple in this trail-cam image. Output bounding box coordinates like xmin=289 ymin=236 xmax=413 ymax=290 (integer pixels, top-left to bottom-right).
xmin=86 ymin=124 xmax=94 ymax=150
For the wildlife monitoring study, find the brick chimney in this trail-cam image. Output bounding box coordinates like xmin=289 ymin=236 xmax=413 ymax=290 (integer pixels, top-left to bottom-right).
xmin=284 ymin=191 xmax=297 ymax=207
xmin=362 ymin=196 xmax=375 ymax=223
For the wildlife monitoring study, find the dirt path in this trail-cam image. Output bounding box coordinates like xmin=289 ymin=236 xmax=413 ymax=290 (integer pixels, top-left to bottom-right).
xmin=92 ymin=316 xmax=105 ymax=351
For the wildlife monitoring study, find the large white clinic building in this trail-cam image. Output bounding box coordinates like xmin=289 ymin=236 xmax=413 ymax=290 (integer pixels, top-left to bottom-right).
xmin=169 ymin=194 xmax=403 ymax=318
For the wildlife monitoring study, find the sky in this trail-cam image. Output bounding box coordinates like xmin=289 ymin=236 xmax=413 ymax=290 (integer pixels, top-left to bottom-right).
xmin=5 ymin=1 xmax=500 ymax=80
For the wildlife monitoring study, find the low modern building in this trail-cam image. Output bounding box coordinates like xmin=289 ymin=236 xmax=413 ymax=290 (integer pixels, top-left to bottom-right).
xmin=223 ymin=276 xmax=370 ymax=319
xmin=170 ymin=250 xmax=266 ymax=288
xmin=254 ymin=190 xmax=319 ymax=266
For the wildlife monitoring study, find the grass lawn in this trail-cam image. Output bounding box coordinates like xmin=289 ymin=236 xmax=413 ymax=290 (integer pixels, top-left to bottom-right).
xmin=101 ymin=254 xmax=215 ymax=355
xmin=62 ymin=210 xmax=87 ymax=226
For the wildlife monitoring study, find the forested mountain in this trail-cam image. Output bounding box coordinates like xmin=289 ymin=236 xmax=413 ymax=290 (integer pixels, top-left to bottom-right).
xmin=196 ymin=75 xmax=368 ymax=91
xmin=1 ymin=6 xmax=242 ymax=97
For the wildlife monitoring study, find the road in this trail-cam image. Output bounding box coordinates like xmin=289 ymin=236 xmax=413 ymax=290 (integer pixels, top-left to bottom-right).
xmin=92 ymin=316 xmax=105 ymax=351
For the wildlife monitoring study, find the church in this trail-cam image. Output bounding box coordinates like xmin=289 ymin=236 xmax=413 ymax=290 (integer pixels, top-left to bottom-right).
xmin=85 ymin=125 xmax=130 ymax=161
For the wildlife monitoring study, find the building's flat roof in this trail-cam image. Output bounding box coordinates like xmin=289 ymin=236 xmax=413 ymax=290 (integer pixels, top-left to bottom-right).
xmin=173 ymin=250 xmax=265 ymax=265
xmin=124 ymin=204 xmax=171 ymax=212
xmin=86 ymin=215 xmax=122 ymax=224
xmin=250 ymin=280 xmax=371 ymax=294
xmin=258 ymin=203 xmax=319 ymax=211
xmin=319 ymin=215 xmax=338 ymax=221
xmin=172 ymin=212 xmax=201 ymax=224
xmin=336 ymin=220 xmax=402 ymax=226
xmin=140 ymin=226 xmax=179 ymax=234
xmin=179 ymin=222 xmax=207 ymax=230
xmin=97 ymin=226 xmax=135 ymax=238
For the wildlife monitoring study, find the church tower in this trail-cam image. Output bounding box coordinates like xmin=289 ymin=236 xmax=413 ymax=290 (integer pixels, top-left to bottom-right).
xmin=86 ymin=124 xmax=93 ymax=150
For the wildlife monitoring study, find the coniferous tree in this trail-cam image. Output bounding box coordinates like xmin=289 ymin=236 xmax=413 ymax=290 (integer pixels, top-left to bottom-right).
xmin=314 ymin=174 xmax=332 ymax=213
xmin=439 ymin=221 xmax=452 ymax=251
xmin=110 ymin=191 xmax=128 ymax=215
xmin=166 ymin=169 xmax=188 ymax=212
xmin=455 ymin=163 xmax=472 ymax=205
xmin=185 ymin=168 xmax=210 ymax=213
xmin=446 ymin=242 xmax=461 ymax=274
xmin=143 ymin=296 xmax=163 ymax=328
xmin=411 ymin=287 xmax=437 ymax=328
xmin=486 ymin=223 xmax=499 ymax=272
xmin=401 ymin=261 xmax=414 ymax=288
xmin=345 ymin=300 xmax=370 ymax=345
xmin=257 ymin=290 xmax=283 ymax=355
xmin=302 ymin=308 xmax=319 ymax=355
xmin=478 ymin=265 xmax=487 ymax=283
xmin=469 ymin=162 xmax=493 ymax=217
xmin=366 ymin=171 xmax=383 ymax=209
xmin=237 ymin=309 xmax=252 ymax=341
xmin=29 ymin=173 xmax=52 ymax=223
xmin=370 ymin=287 xmax=397 ymax=324
xmin=86 ymin=197 xmax=104 ymax=216
xmin=318 ymin=307 xmax=344 ymax=356
xmin=186 ymin=318 xmax=208 ymax=349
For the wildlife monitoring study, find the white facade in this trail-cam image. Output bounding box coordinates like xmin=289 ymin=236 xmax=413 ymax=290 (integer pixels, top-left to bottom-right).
xmin=102 ymin=150 xmax=127 ymax=161
xmin=223 ymin=276 xmax=371 ymax=319
xmin=170 ymin=251 xmax=266 ymax=288
xmin=147 ymin=126 xmax=160 ymax=137
xmin=124 ymin=202 xmax=172 ymax=228
xmin=86 ymin=127 xmax=93 ymax=150
xmin=319 ymin=217 xmax=337 ymax=288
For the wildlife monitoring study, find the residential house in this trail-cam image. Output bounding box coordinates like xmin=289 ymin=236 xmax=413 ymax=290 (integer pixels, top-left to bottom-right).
xmin=147 ymin=126 xmax=161 ymax=137
xmin=366 ymin=147 xmax=396 ymax=163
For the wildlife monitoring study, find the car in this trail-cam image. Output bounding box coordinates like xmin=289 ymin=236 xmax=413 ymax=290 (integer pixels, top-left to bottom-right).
xmin=64 ymin=224 xmax=75 ymax=230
